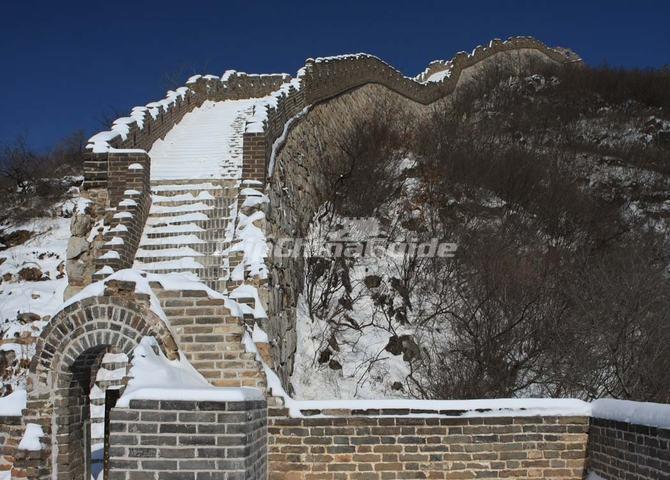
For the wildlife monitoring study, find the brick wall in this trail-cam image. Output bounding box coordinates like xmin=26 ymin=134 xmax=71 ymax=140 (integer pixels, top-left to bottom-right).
xmin=588 ymin=417 xmax=670 ymax=480
xmin=155 ymin=286 xmax=267 ymax=390
xmin=242 ymin=132 xmax=268 ymax=185
xmin=83 ymin=89 xmax=199 ymax=191
xmin=92 ymin=152 xmax=152 ymax=279
xmin=267 ymin=409 xmax=589 ymax=480
xmin=108 ymin=398 xmax=267 ymax=480
xmin=0 ymin=415 xmax=23 ymax=475
xmin=83 ymin=71 xmax=288 ymax=192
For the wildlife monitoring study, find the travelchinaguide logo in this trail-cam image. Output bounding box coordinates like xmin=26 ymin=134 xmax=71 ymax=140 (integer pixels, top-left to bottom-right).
xmin=270 ymin=217 xmax=457 ymax=258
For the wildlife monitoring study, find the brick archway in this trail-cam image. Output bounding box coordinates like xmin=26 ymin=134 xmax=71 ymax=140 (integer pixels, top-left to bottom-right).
xmin=20 ymin=283 xmax=178 ymax=480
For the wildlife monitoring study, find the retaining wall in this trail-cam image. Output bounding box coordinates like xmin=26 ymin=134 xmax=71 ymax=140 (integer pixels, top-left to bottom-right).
xmin=258 ymin=40 xmax=578 ymax=389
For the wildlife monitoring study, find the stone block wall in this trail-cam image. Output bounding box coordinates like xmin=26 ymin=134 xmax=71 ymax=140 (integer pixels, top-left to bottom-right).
xmin=108 ymin=399 xmax=267 ymax=480
xmin=262 ymin=84 xmax=425 ymax=389
xmin=256 ymin=39 xmax=579 ymax=391
xmin=588 ymin=417 xmax=670 ymax=480
xmin=267 ymin=410 xmax=589 ymax=480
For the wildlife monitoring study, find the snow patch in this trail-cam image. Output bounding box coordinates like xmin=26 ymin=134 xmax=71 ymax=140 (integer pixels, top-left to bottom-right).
xmin=117 ymin=337 xmax=262 ymax=407
xmin=18 ymin=423 xmax=44 ymax=451
xmin=0 ymin=389 xmax=27 ymax=416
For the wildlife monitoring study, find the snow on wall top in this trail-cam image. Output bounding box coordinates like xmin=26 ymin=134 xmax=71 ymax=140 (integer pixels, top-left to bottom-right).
xmin=60 ymin=269 xmax=247 ymax=324
xmin=84 ymin=37 xmax=577 ymax=160
xmin=88 ymin=88 xmax=190 ymax=153
xmin=592 ymin=399 xmax=670 ymax=429
xmin=414 ymin=37 xmax=581 ymax=83
xmin=116 ymin=336 xmax=263 ymax=407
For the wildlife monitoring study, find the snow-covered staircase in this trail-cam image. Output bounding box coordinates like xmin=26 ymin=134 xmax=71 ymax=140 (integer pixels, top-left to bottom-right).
xmin=134 ymin=180 xmax=238 ymax=291
xmin=130 ymin=96 xmax=274 ymax=292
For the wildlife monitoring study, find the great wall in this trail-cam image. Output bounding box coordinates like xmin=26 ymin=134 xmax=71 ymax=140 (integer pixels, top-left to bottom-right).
xmin=0 ymin=37 xmax=668 ymax=480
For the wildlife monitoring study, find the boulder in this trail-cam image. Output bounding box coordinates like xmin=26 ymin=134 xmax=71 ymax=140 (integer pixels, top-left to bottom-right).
xmin=70 ymin=213 xmax=92 ymax=236
xmin=18 ymin=267 xmax=44 ymax=282
xmin=1 ymin=230 xmax=32 ymax=248
xmin=328 ymin=359 xmax=342 ymax=370
xmin=66 ymin=237 xmax=90 ymax=260
xmin=56 ymin=261 xmax=66 ymax=279
xmin=364 ymin=275 xmax=382 ymax=289
xmin=18 ymin=312 xmax=41 ymax=323
xmin=385 ymin=334 xmax=420 ymax=362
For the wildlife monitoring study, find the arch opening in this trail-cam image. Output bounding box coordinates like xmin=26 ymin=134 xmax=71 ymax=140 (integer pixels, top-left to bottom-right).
xmin=21 ymin=293 xmax=177 ymax=480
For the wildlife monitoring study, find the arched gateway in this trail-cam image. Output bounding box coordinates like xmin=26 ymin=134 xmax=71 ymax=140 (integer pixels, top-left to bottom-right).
xmin=16 ymin=279 xmax=177 ymax=480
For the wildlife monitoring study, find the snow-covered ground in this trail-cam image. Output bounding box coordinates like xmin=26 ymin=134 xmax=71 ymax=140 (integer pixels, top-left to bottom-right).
xmin=290 ymin=208 xmax=418 ymax=400
xmin=0 ymin=215 xmax=70 ymax=323
xmin=1 ymin=204 xmax=73 ymax=392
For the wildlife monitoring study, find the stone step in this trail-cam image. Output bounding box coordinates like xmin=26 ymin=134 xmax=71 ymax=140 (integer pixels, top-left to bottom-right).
xmin=149 ymin=202 xmax=215 ymax=216
xmin=152 ymin=190 xmax=216 ymax=201
xmin=146 ymin=212 xmax=210 ymax=226
xmin=144 ymin=223 xmax=205 ymax=236
xmin=135 ymin=247 xmax=204 ymax=259
xmin=151 ymin=182 xmax=224 ymax=193
xmin=147 ymin=217 xmax=232 ymax=232
xmin=133 ymin=257 xmax=205 ymax=271
xmin=136 ymin=250 xmax=222 ymax=267
xmin=140 ymin=234 xmax=205 ymax=246
xmin=139 ymin=242 xmax=222 ymax=256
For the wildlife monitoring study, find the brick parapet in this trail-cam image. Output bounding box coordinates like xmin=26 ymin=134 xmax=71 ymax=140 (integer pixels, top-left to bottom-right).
xmin=242 ymin=132 xmax=268 ymax=185
xmin=83 ymin=72 xmax=289 ymax=191
xmin=93 ymin=152 xmax=151 ymax=280
xmin=588 ymin=417 xmax=670 ymax=480
xmin=108 ymin=398 xmax=267 ymax=480
xmin=300 ymin=37 xmax=578 ymax=107
xmin=267 ymin=412 xmax=589 ymax=480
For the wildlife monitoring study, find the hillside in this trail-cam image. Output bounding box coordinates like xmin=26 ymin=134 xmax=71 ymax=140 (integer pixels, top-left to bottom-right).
xmin=288 ymin=62 xmax=670 ymax=403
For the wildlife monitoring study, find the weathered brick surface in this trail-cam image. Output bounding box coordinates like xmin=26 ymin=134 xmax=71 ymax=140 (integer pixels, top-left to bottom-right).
xmin=588 ymin=417 xmax=670 ymax=480
xmin=155 ymin=287 xmax=267 ymax=390
xmin=242 ymin=133 xmax=268 ymax=185
xmin=109 ymin=399 xmax=267 ymax=480
xmin=267 ymin=411 xmax=589 ymax=480
xmin=0 ymin=416 xmax=23 ymax=474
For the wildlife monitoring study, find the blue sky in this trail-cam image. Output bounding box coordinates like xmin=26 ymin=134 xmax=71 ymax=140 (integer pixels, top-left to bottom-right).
xmin=1 ymin=0 xmax=668 ymax=150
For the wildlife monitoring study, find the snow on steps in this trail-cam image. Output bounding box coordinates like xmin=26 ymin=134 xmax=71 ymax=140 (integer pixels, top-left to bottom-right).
xmin=134 ymin=180 xmax=238 ymax=291
xmin=148 ymin=99 xmax=254 ymax=181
